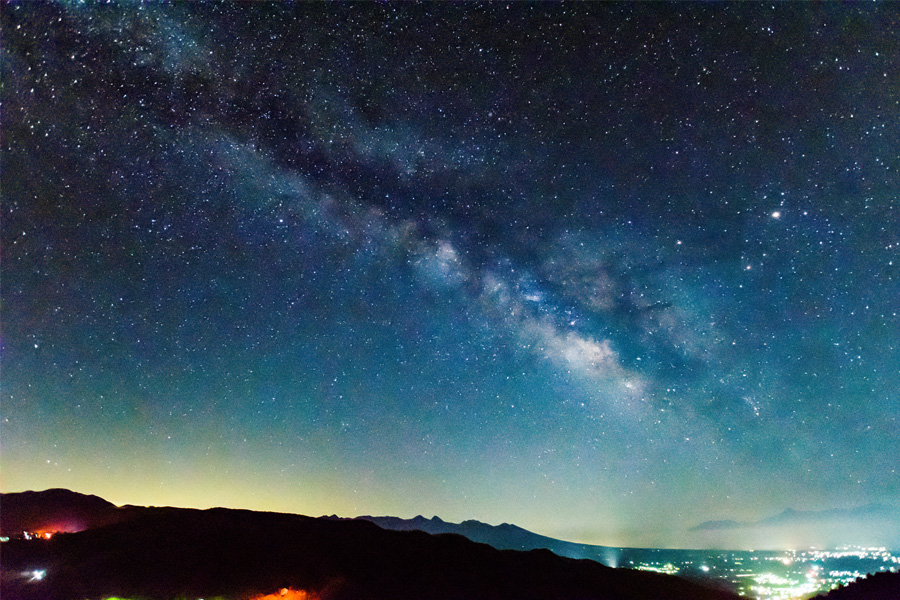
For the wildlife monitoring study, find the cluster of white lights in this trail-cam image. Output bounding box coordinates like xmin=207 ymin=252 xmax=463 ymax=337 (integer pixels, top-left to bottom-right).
xmin=634 ymin=562 xmax=680 ymax=575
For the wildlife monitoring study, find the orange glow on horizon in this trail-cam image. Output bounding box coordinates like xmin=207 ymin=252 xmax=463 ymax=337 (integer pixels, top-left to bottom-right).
xmin=249 ymin=588 xmax=319 ymax=600
xmin=35 ymin=520 xmax=87 ymax=535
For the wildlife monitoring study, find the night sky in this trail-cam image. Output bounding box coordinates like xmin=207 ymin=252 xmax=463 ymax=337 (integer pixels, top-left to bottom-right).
xmin=3 ymin=3 xmax=899 ymax=550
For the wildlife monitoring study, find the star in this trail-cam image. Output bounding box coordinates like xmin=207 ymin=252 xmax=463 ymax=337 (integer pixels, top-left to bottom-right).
xmin=2 ymin=0 xmax=898 ymax=551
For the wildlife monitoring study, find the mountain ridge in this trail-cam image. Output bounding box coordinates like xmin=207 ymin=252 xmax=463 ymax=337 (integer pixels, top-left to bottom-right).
xmin=0 ymin=488 xmax=127 ymax=536
xmin=349 ymin=513 xmax=614 ymax=557
xmin=692 ymin=503 xmax=900 ymax=531
xmin=0 ymin=488 xmax=743 ymax=600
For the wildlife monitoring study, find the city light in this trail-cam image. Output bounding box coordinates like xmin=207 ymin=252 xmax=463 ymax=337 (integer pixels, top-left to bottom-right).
xmin=628 ymin=546 xmax=899 ymax=600
xmin=27 ymin=569 xmax=46 ymax=582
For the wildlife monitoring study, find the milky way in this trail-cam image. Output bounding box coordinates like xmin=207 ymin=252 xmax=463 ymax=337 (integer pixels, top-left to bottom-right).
xmin=2 ymin=3 xmax=899 ymax=549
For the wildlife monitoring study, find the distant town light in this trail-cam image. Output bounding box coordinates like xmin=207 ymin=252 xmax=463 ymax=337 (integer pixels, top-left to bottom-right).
xmin=28 ymin=569 xmax=46 ymax=582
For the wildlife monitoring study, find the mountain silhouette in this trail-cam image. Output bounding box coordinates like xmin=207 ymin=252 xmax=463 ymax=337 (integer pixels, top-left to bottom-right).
xmin=340 ymin=514 xmax=626 ymax=565
xmin=811 ymin=571 xmax=900 ymax=600
xmin=1 ymin=489 xmax=744 ymax=600
xmin=691 ymin=504 xmax=900 ymax=531
xmin=690 ymin=519 xmax=742 ymax=531
xmin=0 ymin=488 xmax=130 ymax=536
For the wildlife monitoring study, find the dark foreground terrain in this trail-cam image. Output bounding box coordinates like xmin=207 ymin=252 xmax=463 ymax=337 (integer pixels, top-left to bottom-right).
xmin=812 ymin=571 xmax=900 ymax=600
xmin=1 ymin=489 xmax=743 ymax=600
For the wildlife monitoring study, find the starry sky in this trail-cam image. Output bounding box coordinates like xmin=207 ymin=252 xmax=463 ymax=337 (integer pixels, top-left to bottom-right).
xmin=3 ymin=3 xmax=899 ymax=550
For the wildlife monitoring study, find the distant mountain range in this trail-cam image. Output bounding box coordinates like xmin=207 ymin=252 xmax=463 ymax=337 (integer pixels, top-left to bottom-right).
xmin=691 ymin=503 xmax=900 ymax=531
xmin=0 ymin=488 xmax=742 ymax=600
xmin=336 ymin=514 xmax=626 ymax=564
xmin=0 ymin=489 xmax=679 ymax=566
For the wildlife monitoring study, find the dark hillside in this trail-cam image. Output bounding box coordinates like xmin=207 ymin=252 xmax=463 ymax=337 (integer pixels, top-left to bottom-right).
xmin=812 ymin=571 xmax=900 ymax=600
xmin=0 ymin=489 xmax=127 ymax=536
xmin=1 ymin=502 xmax=744 ymax=600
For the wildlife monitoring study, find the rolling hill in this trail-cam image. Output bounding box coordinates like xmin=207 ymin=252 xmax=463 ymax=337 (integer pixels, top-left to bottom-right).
xmin=0 ymin=489 xmax=744 ymax=600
